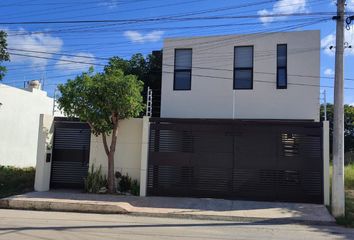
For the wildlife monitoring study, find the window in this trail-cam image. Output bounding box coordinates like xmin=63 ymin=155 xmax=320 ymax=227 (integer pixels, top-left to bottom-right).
xmin=277 ymin=44 xmax=287 ymax=89
xmin=234 ymin=46 xmax=253 ymax=89
xmin=174 ymin=49 xmax=192 ymax=90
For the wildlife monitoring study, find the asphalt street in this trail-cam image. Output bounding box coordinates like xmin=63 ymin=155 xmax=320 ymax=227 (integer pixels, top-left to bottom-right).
xmin=0 ymin=209 xmax=353 ymax=240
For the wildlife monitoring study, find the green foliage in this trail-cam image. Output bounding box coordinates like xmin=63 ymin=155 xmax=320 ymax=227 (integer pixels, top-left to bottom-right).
xmin=0 ymin=31 xmax=10 ymax=80
xmin=131 ymin=179 xmax=140 ymax=196
xmin=118 ymin=173 xmax=132 ymax=193
xmin=104 ymin=52 xmax=162 ymax=115
xmin=116 ymin=173 xmax=139 ymax=196
xmin=57 ymin=66 xmax=144 ymax=136
xmin=0 ymin=166 xmax=35 ymax=198
xmin=345 ymin=163 xmax=354 ymax=190
xmin=84 ymin=165 xmax=107 ymax=193
xmin=320 ymin=104 xmax=354 ymax=153
xmin=330 ymin=164 xmax=354 ymax=227
xmin=336 ymin=191 xmax=354 ymax=227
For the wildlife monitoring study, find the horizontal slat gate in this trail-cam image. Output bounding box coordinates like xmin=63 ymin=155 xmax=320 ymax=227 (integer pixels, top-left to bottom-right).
xmin=147 ymin=119 xmax=323 ymax=204
xmin=50 ymin=120 xmax=90 ymax=188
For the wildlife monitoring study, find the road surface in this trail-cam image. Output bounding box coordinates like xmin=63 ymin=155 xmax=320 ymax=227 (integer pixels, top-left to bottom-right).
xmin=0 ymin=209 xmax=353 ymax=240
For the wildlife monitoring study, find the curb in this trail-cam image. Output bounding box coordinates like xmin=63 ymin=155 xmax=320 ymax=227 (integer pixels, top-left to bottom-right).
xmin=0 ymin=198 xmax=336 ymax=226
xmin=129 ymin=212 xmax=337 ymax=226
xmin=0 ymin=198 xmax=128 ymax=214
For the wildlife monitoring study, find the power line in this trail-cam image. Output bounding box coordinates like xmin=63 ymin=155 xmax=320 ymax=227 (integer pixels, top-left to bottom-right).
xmin=8 ymin=48 xmax=354 ymax=82
xmin=6 ymin=70 xmax=354 ymax=90
xmin=7 ymin=18 xmax=320 ymax=37
xmin=0 ymin=12 xmax=338 ymax=25
xmin=7 ymin=52 xmax=103 ymax=66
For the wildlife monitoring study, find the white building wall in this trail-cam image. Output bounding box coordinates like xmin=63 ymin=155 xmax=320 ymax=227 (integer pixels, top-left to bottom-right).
xmin=0 ymin=84 xmax=53 ymax=167
xmin=161 ymin=30 xmax=320 ymax=121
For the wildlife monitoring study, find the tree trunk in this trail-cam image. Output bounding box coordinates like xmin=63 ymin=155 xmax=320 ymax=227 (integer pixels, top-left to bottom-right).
xmin=107 ymin=120 xmax=119 ymax=193
xmin=107 ymin=150 xmax=115 ymax=193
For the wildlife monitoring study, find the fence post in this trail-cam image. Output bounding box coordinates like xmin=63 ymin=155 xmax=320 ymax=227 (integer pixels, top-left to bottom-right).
xmin=323 ymin=121 xmax=330 ymax=206
xmin=139 ymin=116 xmax=150 ymax=196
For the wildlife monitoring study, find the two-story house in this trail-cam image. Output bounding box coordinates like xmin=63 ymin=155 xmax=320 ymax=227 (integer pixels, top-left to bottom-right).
xmin=145 ymin=30 xmax=329 ymax=204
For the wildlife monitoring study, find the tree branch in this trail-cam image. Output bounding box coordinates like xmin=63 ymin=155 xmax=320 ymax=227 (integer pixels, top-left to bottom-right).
xmin=102 ymin=133 xmax=110 ymax=156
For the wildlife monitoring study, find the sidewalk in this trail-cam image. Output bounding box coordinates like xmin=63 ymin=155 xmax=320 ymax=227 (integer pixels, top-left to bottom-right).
xmin=0 ymin=191 xmax=335 ymax=224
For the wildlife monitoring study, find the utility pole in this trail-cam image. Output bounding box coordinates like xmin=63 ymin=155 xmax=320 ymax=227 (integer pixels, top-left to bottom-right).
xmin=332 ymin=0 xmax=345 ymax=217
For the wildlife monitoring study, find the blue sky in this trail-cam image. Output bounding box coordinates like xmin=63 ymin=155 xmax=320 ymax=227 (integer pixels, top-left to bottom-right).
xmin=0 ymin=0 xmax=354 ymax=104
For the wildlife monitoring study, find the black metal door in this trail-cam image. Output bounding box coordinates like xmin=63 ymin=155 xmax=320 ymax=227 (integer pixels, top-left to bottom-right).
xmin=50 ymin=119 xmax=91 ymax=188
xmin=147 ymin=119 xmax=324 ymax=204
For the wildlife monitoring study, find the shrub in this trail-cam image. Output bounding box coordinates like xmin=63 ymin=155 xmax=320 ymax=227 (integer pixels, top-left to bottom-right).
xmin=116 ymin=172 xmax=140 ymax=196
xmin=84 ymin=165 xmax=107 ymax=193
xmin=118 ymin=173 xmax=132 ymax=193
xmin=131 ymin=179 xmax=140 ymax=196
xmin=0 ymin=166 xmax=35 ymax=198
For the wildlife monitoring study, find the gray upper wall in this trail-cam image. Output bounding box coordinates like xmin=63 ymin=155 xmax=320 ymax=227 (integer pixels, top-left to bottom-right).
xmin=160 ymin=30 xmax=321 ymax=121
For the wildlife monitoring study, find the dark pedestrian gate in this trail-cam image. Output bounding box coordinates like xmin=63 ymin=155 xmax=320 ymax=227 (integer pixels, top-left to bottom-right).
xmin=147 ymin=118 xmax=323 ymax=203
xmin=50 ymin=118 xmax=91 ymax=188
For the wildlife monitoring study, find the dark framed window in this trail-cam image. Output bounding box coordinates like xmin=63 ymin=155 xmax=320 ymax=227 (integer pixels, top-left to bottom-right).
xmin=277 ymin=44 xmax=287 ymax=89
xmin=234 ymin=46 xmax=253 ymax=90
xmin=174 ymin=49 xmax=192 ymax=90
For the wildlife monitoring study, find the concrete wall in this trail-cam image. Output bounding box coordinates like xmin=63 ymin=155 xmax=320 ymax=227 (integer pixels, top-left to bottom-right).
xmin=161 ymin=30 xmax=320 ymax=121
xmin=34 ymin=114 xmax=54 ymax=192
xmin=89 ymin=118 xmax=148 ymax=184
xmin=0 ymin=84 xmax=54 ymax=167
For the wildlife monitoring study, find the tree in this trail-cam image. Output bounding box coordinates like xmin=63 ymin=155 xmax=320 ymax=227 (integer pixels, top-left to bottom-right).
xmin=57 ymin=67 xmax=144 ymax=193
xmin=0 ymin=31 xmax=10 ymax=80
xmin=320 ymin=103 xmax=354 ymax=153
xmin=105 ymin=51 xmax=162 ymax=116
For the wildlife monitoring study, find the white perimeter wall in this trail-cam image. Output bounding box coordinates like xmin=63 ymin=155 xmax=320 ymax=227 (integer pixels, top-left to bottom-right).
xmin=161 ymin=30 xmax=320 ymax=121
xmin=89 ymin=118 xmax=146 ymax=183
xmin=0 ymin=84 xmax=53 ymax=167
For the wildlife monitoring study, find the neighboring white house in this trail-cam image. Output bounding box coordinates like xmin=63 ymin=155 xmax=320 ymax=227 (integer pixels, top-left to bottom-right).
xmin=160 ymin=30 xmax=320 ymax=121
xmin=0 ymin=81 xmax=54 ymax=167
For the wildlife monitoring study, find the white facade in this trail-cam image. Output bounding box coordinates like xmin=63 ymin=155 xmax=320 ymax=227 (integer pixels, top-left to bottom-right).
xmin=0 ymin=84 xmax=54 ymax=167
xmin=161 ymin=30 xmax=320 ymax=121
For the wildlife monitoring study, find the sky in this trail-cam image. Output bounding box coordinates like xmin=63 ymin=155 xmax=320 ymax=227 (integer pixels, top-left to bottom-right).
xmin=0 ymin=0 xmax=354 ymax=105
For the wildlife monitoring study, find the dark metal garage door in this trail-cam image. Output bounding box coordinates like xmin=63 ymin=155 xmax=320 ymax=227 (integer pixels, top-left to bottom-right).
xmin=50 ymin=118 xmax=91 ymax=188
xmin=147 ymin=118 xmax=323 ymax=204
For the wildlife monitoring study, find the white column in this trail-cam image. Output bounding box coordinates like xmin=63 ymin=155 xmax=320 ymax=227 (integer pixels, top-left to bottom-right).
xmin=34 ymin=114 xmax=54 ymax=192
xmin=139 ymin=116 xmax=150 ymax=196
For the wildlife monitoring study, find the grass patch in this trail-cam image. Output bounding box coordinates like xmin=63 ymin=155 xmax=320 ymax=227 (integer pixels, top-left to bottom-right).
xmin=331 ymin=163 xmax=354 ymax=227
xmin=336 ymin=190 xmax=354 ymax=227
xmin=345 ymin=163 xmax=354 ymax=189
xmin=0 ymin=165 xmax=35 ymax=198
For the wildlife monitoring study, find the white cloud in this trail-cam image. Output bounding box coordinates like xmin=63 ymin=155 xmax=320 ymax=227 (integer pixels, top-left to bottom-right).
xmin=55 ymin=52 xmax=96 ymax=73
xmin=321 ymin=33 xmax=336 ymax=56
xmin=258 ymin=0 xmax=308 ymax=24
xmin=350 ymin=103 xmax=354 ymax=106
xmin=99 ymin=0 xmax=119 ymax=9
xmin=123 ymin=30 xmax=164 ymax=43
xmin=321 ymin=30 xmax=354 ymax=56
xmin=348 ymin=0 xmax=354 ymax=11
xmin=5 ymin=28 xmax=63 ymax=69
xmin=324 ymin=68 xmax=334 ymax=76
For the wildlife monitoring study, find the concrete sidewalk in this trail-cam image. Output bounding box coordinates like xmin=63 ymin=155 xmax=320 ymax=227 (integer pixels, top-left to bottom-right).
xmin=0 ymin=191 xmax=335 ymax=224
